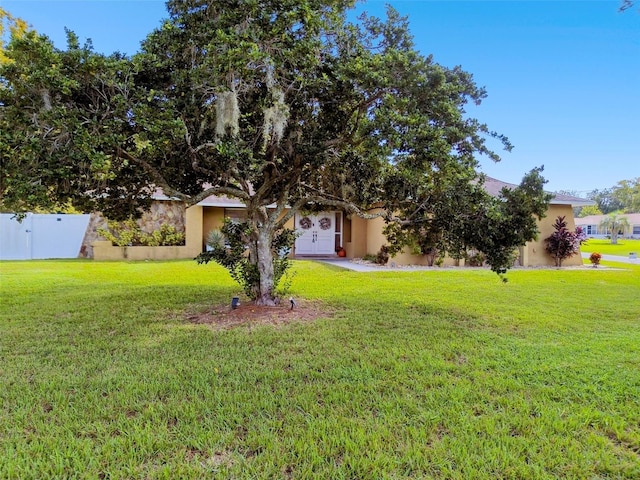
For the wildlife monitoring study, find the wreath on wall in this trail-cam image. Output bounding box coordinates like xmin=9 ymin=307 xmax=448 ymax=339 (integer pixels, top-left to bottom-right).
xmin=319 ymin=217 xmax=332 ymax=230
xmin=299 ymin=217 xmax=312 ymax=230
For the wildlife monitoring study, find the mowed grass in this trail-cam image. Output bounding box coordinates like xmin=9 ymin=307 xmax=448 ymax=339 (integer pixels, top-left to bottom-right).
xmin=1 ymin=259 xmax=639 ymax=479
xmin=581 ymin=238 xmax=640 ymax=257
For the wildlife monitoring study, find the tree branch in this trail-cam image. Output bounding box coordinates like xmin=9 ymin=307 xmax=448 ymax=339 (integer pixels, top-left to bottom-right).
xmin=116 ymin=148 xmax=249 ymax=205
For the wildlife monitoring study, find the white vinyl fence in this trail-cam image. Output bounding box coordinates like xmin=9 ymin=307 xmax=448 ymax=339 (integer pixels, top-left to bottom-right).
xmin=0 ymin=213 xmax=91 ymax=260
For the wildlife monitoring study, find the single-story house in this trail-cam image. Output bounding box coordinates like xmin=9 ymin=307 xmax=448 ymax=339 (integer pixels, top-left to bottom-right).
xmin=90 ymin=176 xmax=594 ymax=268
xmin=575 ymin=213 xmax=640 ymax=239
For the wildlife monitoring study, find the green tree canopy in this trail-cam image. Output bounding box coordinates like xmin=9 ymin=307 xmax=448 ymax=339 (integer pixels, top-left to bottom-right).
xmin=611 ymin=178 xmax=640 ymax=213
xmin=0 ymin=7 xmax=29 ymax=65
xmin=585 ymin=178 xmax=640 ymax=215
xmin=587 ymin=188 xmax=624 ymax=215
xmin=578 ymin=205 xmax=603 ymax=217
xmin=1 ymin=1 xmax=549 ymax=303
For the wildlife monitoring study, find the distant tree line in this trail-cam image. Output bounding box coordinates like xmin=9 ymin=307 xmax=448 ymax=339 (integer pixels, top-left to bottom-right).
xmin=557 ymin=177 xmax=640 ymax=217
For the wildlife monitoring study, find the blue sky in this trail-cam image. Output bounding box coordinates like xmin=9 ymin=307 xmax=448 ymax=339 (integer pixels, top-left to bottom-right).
xmin=3 ymin=0 xmax=639 ymax=194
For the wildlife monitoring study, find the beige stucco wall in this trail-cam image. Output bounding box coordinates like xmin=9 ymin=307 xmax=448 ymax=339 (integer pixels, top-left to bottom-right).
xmin=365 ymin=211 xmax=386 ymax=257
xmin=344 ymin=216 xmax=367 ymax=258
xmin=185 ymin=205 xmax=204 ymax=254
xmin=345 ymin=204 xmax=584 ymax=268
xmin=525 ymin=204 xmax=583 ymax=267
xmin=92 ymin=241 xmax=197 ymax=260
xmin=202 ymin=206 xmax=295 ymax=250
xmin=202 ymin=207 xmax=226 ymax=246
xmin=92 ymin=200 xmax=584 ymax=266
xmin=346 ymin=208 xmax=458 ymax=266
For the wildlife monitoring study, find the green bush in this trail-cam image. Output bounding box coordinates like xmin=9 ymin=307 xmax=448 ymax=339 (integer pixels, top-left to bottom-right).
xmin=376 ymin=245 xmax=390 ymax=265
xmin=467 ymin=250 xmax=486 ymax=267
xmin=98 ymin=219 xmax=185 ymax=247
xmin=197 ymin=219 xmax=297 ymax=301
xmin=140 ymin=224 xmax=186 ymax=246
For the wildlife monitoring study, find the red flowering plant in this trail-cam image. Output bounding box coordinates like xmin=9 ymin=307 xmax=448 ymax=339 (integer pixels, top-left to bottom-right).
xmin=545 ymin=216 xmax=588 ymax=267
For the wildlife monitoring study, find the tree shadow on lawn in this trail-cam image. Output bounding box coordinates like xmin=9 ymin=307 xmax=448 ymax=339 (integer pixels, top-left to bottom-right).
xmin=104 ymin=277 xmax=486 ymax=336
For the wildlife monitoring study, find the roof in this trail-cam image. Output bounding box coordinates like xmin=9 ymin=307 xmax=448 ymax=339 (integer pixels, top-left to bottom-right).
xmin=576 ymin=213 xmax=640 ymax=225
xmin=482 ymin=176 xmax=595 ymax=207
xmin=152 ymin=176 xmax=596 ymax=208
xmin=150 ymin=187 xmax=246 ymax=207
xmin=196 ymin=195 xmax=246 ymax=208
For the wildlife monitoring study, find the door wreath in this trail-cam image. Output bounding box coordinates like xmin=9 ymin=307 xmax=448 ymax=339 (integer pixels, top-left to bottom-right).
xmin=299 ymin=217 xmax=312 ymax=230
xmin=319 ymin=217 xmax=332 ymax=230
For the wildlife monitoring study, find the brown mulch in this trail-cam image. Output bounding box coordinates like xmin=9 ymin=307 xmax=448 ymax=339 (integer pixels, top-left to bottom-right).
xmin=185 ymin=299 xmax=334 ymax=330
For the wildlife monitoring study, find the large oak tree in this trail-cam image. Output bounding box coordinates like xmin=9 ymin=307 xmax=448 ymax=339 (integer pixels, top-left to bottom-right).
xmin=1 ymin=0 xmax=549 ymax=303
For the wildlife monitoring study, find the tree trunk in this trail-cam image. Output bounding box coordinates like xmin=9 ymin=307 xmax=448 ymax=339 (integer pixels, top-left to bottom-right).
xmin=254 ymin=225 xmax=277 ymax=306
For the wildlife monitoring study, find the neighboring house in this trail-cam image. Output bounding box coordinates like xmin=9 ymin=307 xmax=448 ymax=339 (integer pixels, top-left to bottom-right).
xmin=91 ymin=176 xmax=594 ymax=267
xmin=575 ymin=213 xmax=640 ymax=240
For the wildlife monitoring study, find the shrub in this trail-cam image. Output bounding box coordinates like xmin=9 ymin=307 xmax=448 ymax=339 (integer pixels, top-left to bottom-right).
xmin=467 ymin=250 xmax=486 ymax=267
xmin=98 ymin=219 xmax=185 ymax=247
xmin=376 ymin=245 xmax=390 ymax=265
xmin=140 ymin=224 xmax=186 ymax=246
xmin=98 ymin=219 xmax=143 ymax=247
xmin=197 ymin=220 xmax=297 ymax=301
xmin=544 ymin=216 xmax=587 ymax=267
xmin=361 ymin=254 xmax=378 ymax=263
xmin=206 ymin=229 xmax=226 ymax=249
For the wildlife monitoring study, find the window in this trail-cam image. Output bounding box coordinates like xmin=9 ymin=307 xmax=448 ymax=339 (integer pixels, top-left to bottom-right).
xmin=224 ymin=208 xmax=247 ymax=224
xmin=334 ymin=212 xmax=343 ymax=251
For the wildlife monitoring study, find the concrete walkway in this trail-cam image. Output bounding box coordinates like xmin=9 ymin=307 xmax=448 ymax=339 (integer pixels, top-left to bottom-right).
xmin=581 ymin=252 xmax=639 ymax=265
xmin=314 ymin=259 xmax=437 ymax=272
xmin=314 ymin=254 xmax=639 ymax=272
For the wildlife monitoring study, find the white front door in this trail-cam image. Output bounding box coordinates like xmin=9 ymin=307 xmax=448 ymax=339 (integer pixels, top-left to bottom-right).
xmin=295 ymin=212 xmax=336 ymax=255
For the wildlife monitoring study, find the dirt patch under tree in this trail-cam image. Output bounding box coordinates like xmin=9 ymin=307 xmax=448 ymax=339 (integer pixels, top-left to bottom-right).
xmin=185 ymin=298 xmax=334 ymax=330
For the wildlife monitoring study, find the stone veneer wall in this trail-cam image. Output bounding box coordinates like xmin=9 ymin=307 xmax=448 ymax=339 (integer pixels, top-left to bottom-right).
xmin=79 ymin=213 xmax=108 ymax=258
xmin=80 ymin=201 xmax=187 ymax=258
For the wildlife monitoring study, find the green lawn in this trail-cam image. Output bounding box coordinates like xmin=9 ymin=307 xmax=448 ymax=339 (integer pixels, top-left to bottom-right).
xmin=582 ymin=238 xmax=640 ymax=257
xmin=1 ymin=260 xmax=639 ymax=479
